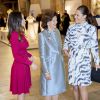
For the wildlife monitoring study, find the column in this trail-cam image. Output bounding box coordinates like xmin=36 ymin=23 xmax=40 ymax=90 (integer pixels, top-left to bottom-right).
xmin=50 ymin=0 xmax=56 ymax=10
xmin=18 ymin=0 xmax=26 ymax=11
xmin=40 ymin=0 xmax=51 ymax=10
xmin=55 ymin=0 xmax=65 ymax=14
xmin=82 ymin=0 xmax=91 ymax=9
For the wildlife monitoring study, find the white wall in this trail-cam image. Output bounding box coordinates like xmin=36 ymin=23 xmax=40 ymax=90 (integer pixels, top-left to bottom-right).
xmin=65 ymin=0 xmax=82 ymax=15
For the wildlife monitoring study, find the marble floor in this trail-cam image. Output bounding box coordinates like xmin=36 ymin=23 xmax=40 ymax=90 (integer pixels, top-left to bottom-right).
xmin=0 ymin=34 xmax=100 ymax=100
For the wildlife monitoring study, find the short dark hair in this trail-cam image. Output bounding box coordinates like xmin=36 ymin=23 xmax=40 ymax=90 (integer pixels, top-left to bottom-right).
xmin=41 ymin=9 xmax=57 ymax=29
xmin=8 ymin=11 xmax=24 ymax=40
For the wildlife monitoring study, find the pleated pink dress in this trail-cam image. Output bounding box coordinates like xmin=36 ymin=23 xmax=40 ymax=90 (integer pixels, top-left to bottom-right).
xmin=10 ymin=31 xmax=32 ymax=94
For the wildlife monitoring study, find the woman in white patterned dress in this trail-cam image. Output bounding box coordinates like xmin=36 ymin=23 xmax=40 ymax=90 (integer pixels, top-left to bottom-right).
xmin=63 ymin=5 xmax=100 ymax=100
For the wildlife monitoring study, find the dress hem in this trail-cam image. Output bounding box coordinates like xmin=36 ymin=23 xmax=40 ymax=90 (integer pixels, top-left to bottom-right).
xmin=41 ymin=89 xmax=66 ymax=96
xmin=68 ymin=82 xmax=92 ymax=86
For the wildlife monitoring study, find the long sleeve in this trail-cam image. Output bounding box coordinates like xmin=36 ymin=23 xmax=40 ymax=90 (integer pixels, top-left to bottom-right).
xmin=56 ymin=29 xmax=62 ymax=49
xmin=38 ymin=33 xmax=49 ymax=73
xmin=90 ymin=27 xmax=99 ymax=65
xmin=26 ymin=52 xmax=32 ymax=57
xmin=10 ymin=33 xmax=32 ymax=65
xmin=23 ymin=36 xmax=32 ymax=57
xmin=63 ymin=28 xmax=70 ymax=50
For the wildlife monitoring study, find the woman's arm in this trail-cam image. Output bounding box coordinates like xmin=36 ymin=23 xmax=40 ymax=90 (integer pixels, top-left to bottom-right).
xmin=63 ymin=28 xmax=70 ymax=57
xmin=10 ymin=33 xmax=32 ymax=65
xmin=90 ymin=27 xmax=100 ymax=68
xmin=38 ymin=32 xmax=49 ymax=74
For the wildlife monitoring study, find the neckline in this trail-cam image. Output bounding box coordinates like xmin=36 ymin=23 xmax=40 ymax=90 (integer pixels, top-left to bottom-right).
xmin=76 ymin=21 xmax=88 ymax=27
xmin=47 ymin=29 xmax=55 ymax=33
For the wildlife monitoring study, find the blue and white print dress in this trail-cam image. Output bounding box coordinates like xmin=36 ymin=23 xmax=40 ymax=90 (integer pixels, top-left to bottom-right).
xmin=63 ymin=22 xmax=99 ymax=86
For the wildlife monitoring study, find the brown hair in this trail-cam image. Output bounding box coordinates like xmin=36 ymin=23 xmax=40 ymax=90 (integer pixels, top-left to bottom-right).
xmin=41 ymin=9 xmax=57 ymax=29
xmin=7 ymin=11 xmax=24 ymax=41
xmin=77 ymin=5 xmax=96 ymax=26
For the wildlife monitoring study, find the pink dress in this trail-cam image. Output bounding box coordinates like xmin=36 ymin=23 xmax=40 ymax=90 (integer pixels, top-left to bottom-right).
xmin=10 ymin=31 xmax=32 ymax=94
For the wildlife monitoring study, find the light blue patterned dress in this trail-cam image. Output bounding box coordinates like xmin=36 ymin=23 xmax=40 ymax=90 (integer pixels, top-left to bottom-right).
xmin=64 ymin=22 xmax=99 ymax=86
xmin=39 ymin=28 xmax=66 ymax=96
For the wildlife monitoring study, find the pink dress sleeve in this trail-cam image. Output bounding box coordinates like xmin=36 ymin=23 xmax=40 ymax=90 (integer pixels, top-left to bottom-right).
xmin=23 ymin=36 xmax=32 ymax=57
xmin=10 ymin=32 xmax=32 ymax=65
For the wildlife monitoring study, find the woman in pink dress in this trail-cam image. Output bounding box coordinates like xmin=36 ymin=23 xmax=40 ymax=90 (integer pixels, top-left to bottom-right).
xmin=8 ymin=12 xmax=36 ymax=100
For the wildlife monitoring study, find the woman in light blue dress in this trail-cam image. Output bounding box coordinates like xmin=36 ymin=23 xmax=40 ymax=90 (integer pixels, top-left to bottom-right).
xmin=63 ymin=5 xmax=100 ymax=100
xmin=38 ymin=9 xmax=66 ymax=100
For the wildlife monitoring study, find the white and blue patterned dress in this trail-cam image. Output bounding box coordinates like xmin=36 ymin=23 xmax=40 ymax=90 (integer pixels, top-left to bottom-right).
xmin=64 ymin=22 xmax=99 ymax=86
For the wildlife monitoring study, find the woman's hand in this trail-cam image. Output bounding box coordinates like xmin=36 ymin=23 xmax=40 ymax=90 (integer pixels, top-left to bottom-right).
xmin=95 ymin=65 xmax=100 ymax=71
xmin=29 ymin=56 xmax=34 ymax=62
xmin=31 ymin=62 xmax=38 ymax=70
xmin=63 ymin=49 xmax=70 ymax=57
xmin=45 ymin=72 xmax=51 ymax=80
